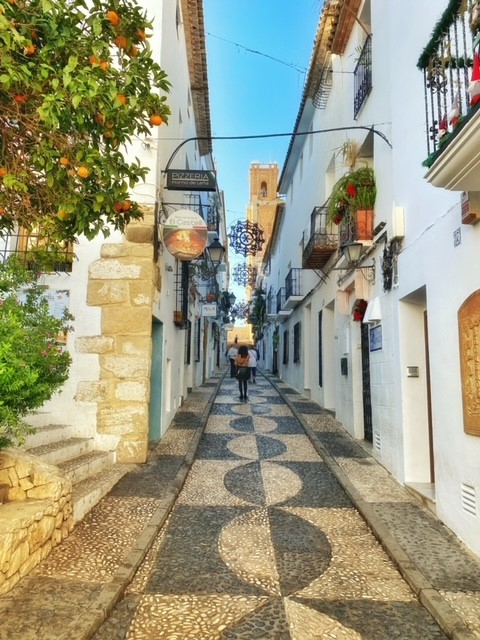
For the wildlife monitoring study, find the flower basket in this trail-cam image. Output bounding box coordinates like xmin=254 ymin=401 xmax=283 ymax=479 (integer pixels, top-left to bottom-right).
xmin=173 ymin=310 xmax=184 ymax=326
xmin=328 ymin=167 xmax=376 ymax=225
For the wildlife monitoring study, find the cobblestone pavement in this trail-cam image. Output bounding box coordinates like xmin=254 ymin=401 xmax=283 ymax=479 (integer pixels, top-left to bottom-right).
xmin=0 ymin=370 xmax=479 ymax=639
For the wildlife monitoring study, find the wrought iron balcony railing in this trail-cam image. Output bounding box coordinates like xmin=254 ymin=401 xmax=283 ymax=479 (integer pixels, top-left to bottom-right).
xmin=285 ymin=268 xmax=302 ymax=300
xmin=417 ymin=2 xmax=476 ymax=165
xmin=302 ymin=206 xmax=338 ymax=270
xmin=276 ymin=287 xmax=286 ymax=314
xmin=266 ymin=290 xmax=276 ymax=316
xmin=354 ymin=35 xmax=372 ymax=119
xmin=0 ymin=230 xmax=74 ymax=273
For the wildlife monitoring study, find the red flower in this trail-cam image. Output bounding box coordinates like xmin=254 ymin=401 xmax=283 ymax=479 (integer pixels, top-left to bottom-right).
xmin=346 ymin=183 xmax=357 ymax=198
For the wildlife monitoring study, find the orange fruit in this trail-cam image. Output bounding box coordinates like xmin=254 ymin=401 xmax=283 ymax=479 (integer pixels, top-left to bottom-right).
xmin=0 ymin=207 xmax=5 ymax=215
xmin=0 ymin=168 xmax=8 ymax=178
xmin=59 ymin=157 xmax=70 ymax=166
xmin=149 ymin=114 xmax=163 ymax=126
xmin=114 ymin=202 xmax=123 ymax=212
xmin=99 ymin=60 xmax=110 ymax=71
xmin=103 ymin=131 xmax=114 ymax=139
xmin=57 ymin=209 xmax=70 ymax=220
xmin=136 ymin=29 xmax=147 ymax=41
xmin=77 ymin=166 xmax=90 ymax=179
xmin=95 ymin=113 xmax=106 ymax=125
xmin=89 ymin=55 xmax=100 ymax=65
xmin=14 ymin=94 xmax=27 ymax=103
xmin=128 ymin=45 xmax=139 ymax=57
xmin=122 ymin=199 xmax=132 ymax=211
xmin=24 ymin=44 xmax=36 ymax=55
xmin=116 ymin=93 xmax=127 ymax=106
xmin=106 ymin=10 xmax=120 ymax=26
xmin=114 ymin=35 xmax=127 ymax=49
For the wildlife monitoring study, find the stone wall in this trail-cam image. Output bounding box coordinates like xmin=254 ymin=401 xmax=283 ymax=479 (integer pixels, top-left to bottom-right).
xmin=77 ymin=209 xmax=157 ymax=464
xmin=0 ymin=450 xmax=73 ymax=596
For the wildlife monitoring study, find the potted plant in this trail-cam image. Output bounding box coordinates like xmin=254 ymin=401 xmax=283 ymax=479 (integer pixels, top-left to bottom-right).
xmin=327 ymin=167 xmax=376 ymax=240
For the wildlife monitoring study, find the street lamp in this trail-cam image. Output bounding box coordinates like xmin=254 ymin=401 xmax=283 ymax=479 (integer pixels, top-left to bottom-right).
xmin=206 ymin=237 xmax=225 ymax=266
xmin=227 ymin=292 xmax=236 ymax=307
xmin=335 ymin=242 xmax=375 ymax=282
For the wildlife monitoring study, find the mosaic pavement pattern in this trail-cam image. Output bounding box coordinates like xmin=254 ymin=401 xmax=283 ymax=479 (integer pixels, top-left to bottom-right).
xmin=100 ymin=375 xmax=446 ymax=639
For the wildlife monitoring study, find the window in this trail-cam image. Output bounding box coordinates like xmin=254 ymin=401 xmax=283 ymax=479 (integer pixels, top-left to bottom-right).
xmin=353 ymin=35 xmax=372 ymax=119
xmin=260 ymin=181 xmax=267 ymax=197
xmin=318 ymin=311 xmax=323 ymax=387
xmin=293 ymin=322 xmax=301 ymax=363
xmin=194 ymin=318 xmax=201 ymax=362
xmin=176 ymin=1 xmax=181 ymax=35
xmin=282 ymin=329 xmax=289 ymax=365
xmin=0 ymin=227 xmax=74 ymax=273
xmin=184 ymin=320 xmax=192 ymax=364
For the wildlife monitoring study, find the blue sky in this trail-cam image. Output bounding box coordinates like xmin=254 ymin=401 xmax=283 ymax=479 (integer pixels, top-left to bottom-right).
xmin=203 ymin=0 xmax=320 ymax=225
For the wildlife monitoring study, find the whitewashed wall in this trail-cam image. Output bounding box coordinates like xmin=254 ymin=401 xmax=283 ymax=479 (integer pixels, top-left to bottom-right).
xmin=264 ymin=0 xmax=480 ymax=555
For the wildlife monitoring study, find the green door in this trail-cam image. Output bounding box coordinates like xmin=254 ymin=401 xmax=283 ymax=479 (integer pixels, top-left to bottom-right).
xmin=149 ymin=319 xmax=163 ymax=442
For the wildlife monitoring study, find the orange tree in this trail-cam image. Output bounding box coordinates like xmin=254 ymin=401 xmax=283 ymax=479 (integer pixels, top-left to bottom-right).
xmin=0 ymin=0 xmax=170 ymax=241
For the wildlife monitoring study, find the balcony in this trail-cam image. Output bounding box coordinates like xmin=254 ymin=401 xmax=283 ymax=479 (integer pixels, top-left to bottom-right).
xmin=418 ymin=4 xmax=480 ymax=191
xmin=276 ymin=287 xmax=291 ymax=322
xmin=284 ymin=268 xmax=304 ymax=310
xmin=302 ymin=206 xmax=338 ymax=270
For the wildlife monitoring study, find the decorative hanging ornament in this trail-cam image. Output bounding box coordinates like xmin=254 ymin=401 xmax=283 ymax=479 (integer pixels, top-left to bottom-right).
xmin=232 ymin=263 xmax=257 ymax=287
xmin=232 ymin=301 xmax=249 ymax=320
xmin=228 ymin=220 xmax=265 ymax=257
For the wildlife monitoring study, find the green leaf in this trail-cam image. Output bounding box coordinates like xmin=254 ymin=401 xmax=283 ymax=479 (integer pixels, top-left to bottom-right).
xmin=72 ymin=94 xmax=82 ymax=109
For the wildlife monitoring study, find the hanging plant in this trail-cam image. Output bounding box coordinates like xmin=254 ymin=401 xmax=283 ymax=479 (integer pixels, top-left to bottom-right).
xmin=327 ymin=167 xmax=376 ymax=224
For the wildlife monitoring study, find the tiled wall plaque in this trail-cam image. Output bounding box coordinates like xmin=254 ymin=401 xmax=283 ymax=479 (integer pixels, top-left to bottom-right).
xmin=459 ymin=290 xmax=480 ymax=436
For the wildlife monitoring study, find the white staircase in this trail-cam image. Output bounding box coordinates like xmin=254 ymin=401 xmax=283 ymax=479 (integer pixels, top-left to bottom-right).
xmin=24 ymin=425 xmax=134 ymax=522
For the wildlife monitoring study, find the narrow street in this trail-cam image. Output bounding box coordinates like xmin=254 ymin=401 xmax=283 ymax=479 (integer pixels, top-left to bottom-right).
xmin=92 ymin=372 xmax=446 ymax=639
xmin=3 ymin=369 xmax=479 ymax=639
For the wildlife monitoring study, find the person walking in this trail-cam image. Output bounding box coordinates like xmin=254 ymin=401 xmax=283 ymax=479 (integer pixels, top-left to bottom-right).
xmin=226 ymin=343 xmax=238 ymax=378
xmin=234 ymin=345 xmax=250 ymax=400
xmin=248 ymin=345 xmax=258 ymax=383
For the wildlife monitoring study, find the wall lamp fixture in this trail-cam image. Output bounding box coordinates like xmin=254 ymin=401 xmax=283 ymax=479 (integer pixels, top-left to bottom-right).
xmin=333 ymin=242 xmax=375 ymax=283
xmin=205 ymin=237 xmax=225 ymax=266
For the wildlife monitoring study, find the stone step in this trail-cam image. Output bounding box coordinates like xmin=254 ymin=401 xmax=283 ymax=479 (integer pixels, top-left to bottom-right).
xmin=24 ymin=424 xmax=72 ymax=449
xmin=405 ymin=482 xmax=437 ymax=516
xmin=57 ymin=450 xmax=115 ymax=485
xmin=72 ymin=464 xmax=135 ymax=523
xmin=26 ymin=437 xmax=92 ymax=467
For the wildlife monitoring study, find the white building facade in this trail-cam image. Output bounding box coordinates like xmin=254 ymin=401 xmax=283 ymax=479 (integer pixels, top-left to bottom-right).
xmin=261 ymin=0 xmax=480 ymax=556
xmin=7 ymin=0 xmax=229 ymax=464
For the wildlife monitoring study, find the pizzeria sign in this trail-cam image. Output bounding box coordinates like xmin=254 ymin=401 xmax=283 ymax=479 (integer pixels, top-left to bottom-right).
xmin=166 ymin=170 xmax=217 ymax=192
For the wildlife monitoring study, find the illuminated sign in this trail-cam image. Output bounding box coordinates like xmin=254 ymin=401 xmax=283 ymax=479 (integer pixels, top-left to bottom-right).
xmin=161 ymin=209 xmax=208 ymax=261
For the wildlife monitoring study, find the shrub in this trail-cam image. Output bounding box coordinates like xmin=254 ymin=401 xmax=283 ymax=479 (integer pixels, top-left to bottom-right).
xmin=0 ymin=258 xmax=72 ymax=449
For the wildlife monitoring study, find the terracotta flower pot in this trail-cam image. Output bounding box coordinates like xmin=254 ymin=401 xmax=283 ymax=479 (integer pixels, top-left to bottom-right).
xmin=355 ymin=209 xmax=374 ymax=240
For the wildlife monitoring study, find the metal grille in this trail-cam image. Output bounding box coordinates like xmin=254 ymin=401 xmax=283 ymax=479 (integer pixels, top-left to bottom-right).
xmin=361 ymin=323 xmax=373 ymax=442
xmin=353 ymin=36 xmax=372 ymax=119
xmin=285 ymin=268 xmax=302 ymax=299
xmin=282 ymin=329 xmax=289 ymax=365
xmin=0 ymin=230 xmax=74 ymax=273
xmin=293 ymin=321 xmax=301 ymax=363
xmin=420 ymin=7 xmax=472 ymax=157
